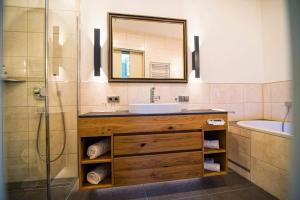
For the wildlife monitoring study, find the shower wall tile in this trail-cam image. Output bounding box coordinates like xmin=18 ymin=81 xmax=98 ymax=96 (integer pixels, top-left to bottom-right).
xmin=4 ymin=6 xmax=28 ymax=32
xmin=6 ymin=157 xmax=30 ymax=182
xmin=4 ymin=0 xmax=27 ymax=7
xmin=3 ymin=57 xmax=27 ymax=78
xmin=4 ymin=107 xmax=29 ymax=133
xmin=28 ymin=57 xmax=45 ymax=79
xmin=28 ymin=8 xmax=45 ymax=33
xmin=48 ymin=81 xmax=77 ymax=106
xmin=4 ymin=82 xmax=28 ymax=107
xmin=66 ymin=130 xmax=77 ymax=154
xmin=4 ymin=32 xmax=28 ymax=56
xmin=48 ymin=10 xmax=78 ymax=35
xmin=48 ymin=58 xmax=77 ymax=81
xmin=27 ymin=0 xmax=45 ymax=8
xmin=48 ymin=34 xmax=77 ymax=58
xmin=4 ymin=132 xmax=28 ymax=158
xmin=49 ymin=106 xmax=77 ymax=131
xmin=28 ymin=33 xmax=45 ymax=57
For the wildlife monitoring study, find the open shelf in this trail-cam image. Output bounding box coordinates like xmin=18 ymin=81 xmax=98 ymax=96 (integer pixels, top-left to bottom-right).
xmin=204 ymin=170 xmax=227 ymax=177
xmin=81 ymin=152 xmax=112 ymax=164
xmin=81 ymin=176 xmax=113 ymax=190
xmin=204 ymin=148 xmax=226 ymax=154
xmin=80 ymin=163 xmax=112 ymax=190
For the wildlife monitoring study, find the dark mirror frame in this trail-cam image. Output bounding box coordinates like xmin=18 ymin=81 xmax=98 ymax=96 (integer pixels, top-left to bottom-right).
xmin=108 ymin=13 xmax=188 ymax=83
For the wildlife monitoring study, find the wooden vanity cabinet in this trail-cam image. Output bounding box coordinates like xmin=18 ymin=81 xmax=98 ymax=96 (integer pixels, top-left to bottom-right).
xmin=78 ymin=113 xmax=227 ymax=190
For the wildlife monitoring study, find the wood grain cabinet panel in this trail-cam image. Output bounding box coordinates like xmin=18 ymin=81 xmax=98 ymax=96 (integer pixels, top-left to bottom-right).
xmin=114 ymin=132 xmax=203 ymax=156
xmin=114 ymin=151 xmax=203 ymax=186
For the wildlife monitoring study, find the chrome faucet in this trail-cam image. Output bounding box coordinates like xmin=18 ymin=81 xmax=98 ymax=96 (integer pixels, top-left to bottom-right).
xmin=150 ymin=87 xmax=160 ymax=103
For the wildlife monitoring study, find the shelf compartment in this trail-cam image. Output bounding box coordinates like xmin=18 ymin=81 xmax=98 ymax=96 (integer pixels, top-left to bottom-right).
xmin=204 ymin=153 xmax=227 ymax=177
xmin=204 ymin=130 xmax=226 ymax=150
xmin=80 ymin=136 xmax=112 ymax=162
xmin=204 ymin=170 xmax=227 ymax=177
xmin=80 ymin=163 xmax=112 ymax=190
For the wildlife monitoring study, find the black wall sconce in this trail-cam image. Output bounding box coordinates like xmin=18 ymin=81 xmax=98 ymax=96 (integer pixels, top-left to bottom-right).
xmin=192 ymin=36 xmax=200 ymax=78
xmin=94 ymin=28 xmax=101 ymax=76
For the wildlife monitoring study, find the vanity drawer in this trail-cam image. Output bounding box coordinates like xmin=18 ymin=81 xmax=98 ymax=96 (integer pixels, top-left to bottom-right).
xmin=114 ymin=151 xmax=203 ymax=186
xmin=114 ymin=132 xmax=203 ymax=156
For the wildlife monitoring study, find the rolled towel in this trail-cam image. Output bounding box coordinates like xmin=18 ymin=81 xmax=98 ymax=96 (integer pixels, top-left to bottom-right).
xmin=204 ymin=162 xmax=221 ymax=172
xmin=87 ymin=138 xmax=111 ymax=159
xmin=87 ymin=165 xmax=110 ymax=185
xmin=204 ymin=139 xmax=220 ymax=149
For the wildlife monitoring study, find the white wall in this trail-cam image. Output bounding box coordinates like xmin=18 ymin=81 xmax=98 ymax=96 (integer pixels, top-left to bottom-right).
xmin=80 ymin=0 xmax=265 ymax=83
xmin=261 ymin=0 xmax=291 ymax=82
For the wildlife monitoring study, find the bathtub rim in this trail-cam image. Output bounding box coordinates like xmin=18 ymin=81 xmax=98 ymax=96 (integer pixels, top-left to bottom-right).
xmin=237 ymin=120 xmax=292 ymax=139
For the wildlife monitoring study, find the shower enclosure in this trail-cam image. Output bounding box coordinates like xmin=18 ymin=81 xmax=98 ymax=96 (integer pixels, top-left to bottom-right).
xmin=1 ymin=0 xmax=79 ymax=199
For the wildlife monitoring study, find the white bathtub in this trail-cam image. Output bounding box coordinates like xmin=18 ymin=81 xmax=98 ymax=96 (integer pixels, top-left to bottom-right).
xmin=237 ymin=120 xmax=293 ymax=138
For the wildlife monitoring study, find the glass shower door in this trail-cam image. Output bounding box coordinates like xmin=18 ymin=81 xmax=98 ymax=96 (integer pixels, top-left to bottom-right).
xmin=47 ymin=0 xmax=79 ymax=199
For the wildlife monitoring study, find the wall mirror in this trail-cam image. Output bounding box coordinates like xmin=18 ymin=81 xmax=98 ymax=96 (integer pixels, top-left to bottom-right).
xmin=108 ymin=13 xmax=187 ymax=83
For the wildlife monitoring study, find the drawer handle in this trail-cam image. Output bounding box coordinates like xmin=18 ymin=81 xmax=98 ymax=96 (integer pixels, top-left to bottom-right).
xmin=140 ymin=143 xmax=146 ymax=147
xmin=168 ymin=126 xmax=174 ymax=130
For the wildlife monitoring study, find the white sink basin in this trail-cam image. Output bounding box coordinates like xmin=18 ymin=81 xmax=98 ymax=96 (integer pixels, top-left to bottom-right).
xmin=129 ymin=103 xmax=182 ymax=114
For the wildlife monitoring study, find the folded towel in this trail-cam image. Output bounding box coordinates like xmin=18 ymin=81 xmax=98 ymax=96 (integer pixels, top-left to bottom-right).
xmin=204 ymin=139 xmax=220 ymax=149
xmin=87 ymin=138 xmax=111 ymax=159
xmin=87 ymin=166 xmax=110 ymax=185
xmin=204 ymin=162 xmax=221 ymax=172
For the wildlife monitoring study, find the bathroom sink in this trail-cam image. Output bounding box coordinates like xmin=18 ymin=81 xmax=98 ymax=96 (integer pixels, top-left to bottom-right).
xmin=129 ymin=103 xmax=182 ymax=114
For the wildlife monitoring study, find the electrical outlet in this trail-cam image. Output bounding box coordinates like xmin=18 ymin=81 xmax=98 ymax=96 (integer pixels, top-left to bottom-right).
xmin=107 ymin=96 xmax=120 ymax=103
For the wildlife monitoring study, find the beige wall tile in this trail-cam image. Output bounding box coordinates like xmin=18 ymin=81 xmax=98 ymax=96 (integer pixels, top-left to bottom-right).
xmin=28 ymin=0 xmax=45 ymax=8
xmin=243 ymin=84 xmax=263 ymax=103
xmin=28 ymin=8 xmax=45 ymax=33
xmin=271 ymin=102 xmax=287 ymax=121
xmin=4 ymin=0 xmax=27 ymax=7
xmin=28 ymin=33 xmax=45 ymax=57
xmin=48 ymin=10 xmax=78 ymax=35
xmin=48 ymin=81 xmax=77 ymax=106
xmin=4 ymin=82 xmax=28 ymax=107
xmin=48 ymin=33 xmax=76 ymax=58
xmin=244 ymin=103 xmax=263 ymax=120
xmin=5 ymin=157 xmax=29 ymax=182
xmin=4 ymin=132 xmax=28 ymax=158
xmin=48 ymin=58 xmax=77 ymax=81
xmin=3 ymin=57 xmax=27 ymax=78
xmin=27 ymin=57 xmax=45 ymax=79
xmin=4 ymin=6 xmax=27 ymax=32
xmin=49 ymin=106 xmax=77 ymax=131
xmin=210 ymin=84 xmax=244 ymax=104
xmin=28 ymin=106 xmax=45 ymax=132
xmin=271 ymin=81 xmax=292 ymax=103
xmin=4 ymin=32 xmax=27 ymax=57
xmin=263 ymin=102 xmax=272 ymax=120
xmin=153 ymin=84 xmax=172 ymax=103
xmin=263 ymin=83 xmax=271 ymax=103
xmin=80 ymin=82 xmax=109 ymax=106
xmin=188 ymin=83 xmax=210 ymax=104
xmin=4 ymin=107 xmax=29 ymax=133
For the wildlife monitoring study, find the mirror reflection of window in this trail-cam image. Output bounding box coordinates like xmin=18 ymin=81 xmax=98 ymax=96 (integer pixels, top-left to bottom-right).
xmin=121 ymin=51 xmax=130 ymax=78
